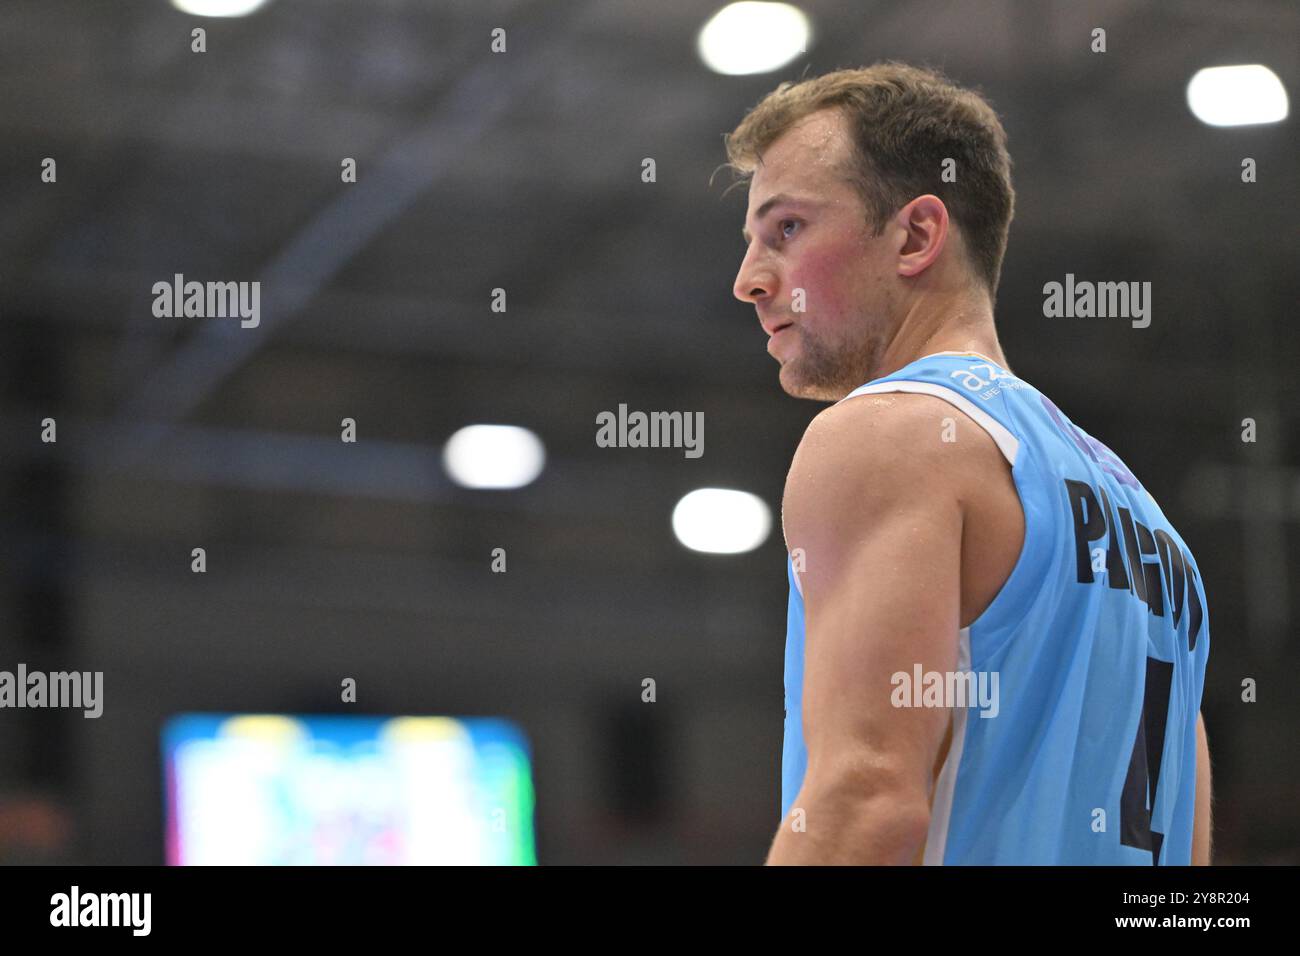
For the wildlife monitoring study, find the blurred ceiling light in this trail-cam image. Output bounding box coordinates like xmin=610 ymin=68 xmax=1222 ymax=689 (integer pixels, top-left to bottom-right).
xmin=171 ymin=0 xmax=272 ymax=17
xmin=698 ymin=2 xmax=811 ymax=76
xmin=672 ymin=488 xmax=772 ymax=554
xmin=442 ymin=425 xmax=546 ymax=490
xmin=1187 ymin=64 xmax=1288 ymax=127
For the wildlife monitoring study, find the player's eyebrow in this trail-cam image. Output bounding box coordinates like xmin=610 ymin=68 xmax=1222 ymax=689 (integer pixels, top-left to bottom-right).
xmin=741 ymin=193 xmax=815 ymax=245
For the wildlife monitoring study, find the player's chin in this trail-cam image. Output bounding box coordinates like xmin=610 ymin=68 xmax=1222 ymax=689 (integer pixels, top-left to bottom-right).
xmin=777 ymin=361 xmax=813 ymax=399
xmin=780 ymin=364 xmax=844 ymax=402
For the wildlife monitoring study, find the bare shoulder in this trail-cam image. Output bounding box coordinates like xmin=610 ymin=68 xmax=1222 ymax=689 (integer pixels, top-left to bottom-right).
xmin=787 ymin=392 xmax=995 ymax=494
xmin=782 ymin=391 xmax=1010 ymax=539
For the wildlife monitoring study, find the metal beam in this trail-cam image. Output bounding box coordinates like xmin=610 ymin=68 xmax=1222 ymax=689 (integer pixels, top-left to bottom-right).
xmin=105 ymin=2 xmax=600 ymax=471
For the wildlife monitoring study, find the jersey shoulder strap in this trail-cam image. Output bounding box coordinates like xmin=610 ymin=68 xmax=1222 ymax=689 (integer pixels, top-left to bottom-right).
xmin=836 ymin=350 xmax=1022 ymax=466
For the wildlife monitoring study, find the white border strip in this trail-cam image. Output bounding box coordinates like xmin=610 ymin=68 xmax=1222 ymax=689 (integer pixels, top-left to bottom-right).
xmin=922 ymin=625 xmax=972 ymax=865
xmin=837 ymin=380 xmax=1019 ymax=466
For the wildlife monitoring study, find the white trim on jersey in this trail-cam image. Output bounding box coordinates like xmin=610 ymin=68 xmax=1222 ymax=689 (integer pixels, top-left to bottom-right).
xmin=836 ymin=380 xmax=1020 ymax=467
xmin=928 ymin=349 xmax=1002 ymax=364
xmin=923 ymin=624 xmax=972 ymax=865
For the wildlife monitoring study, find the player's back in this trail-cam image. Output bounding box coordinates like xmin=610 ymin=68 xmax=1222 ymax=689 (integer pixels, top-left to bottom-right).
xmin=779 ymin=350 xmax=1211 ymax=864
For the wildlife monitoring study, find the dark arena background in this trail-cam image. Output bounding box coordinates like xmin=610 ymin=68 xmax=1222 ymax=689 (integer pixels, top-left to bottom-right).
xmin=0 ymin=0 xmax=1296 ymax=875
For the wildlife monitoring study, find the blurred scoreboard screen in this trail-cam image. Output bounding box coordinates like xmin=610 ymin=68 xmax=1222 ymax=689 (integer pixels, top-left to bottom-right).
xmin=163 ymin=714 xmax=536 ymax=865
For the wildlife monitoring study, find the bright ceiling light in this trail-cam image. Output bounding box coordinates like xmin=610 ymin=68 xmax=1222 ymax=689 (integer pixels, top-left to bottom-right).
xmin=171 ymin=0 xmax=272 ymax=17
xmin=1187 ymin=64 xmax=1288 ymax=127
xmin=442 ymin=425 xmax=546 ymax=490
xmin=672 ymin=487 xmax=772 ymax=554
xmin=698 ymin=2 xmax=811 ymax=76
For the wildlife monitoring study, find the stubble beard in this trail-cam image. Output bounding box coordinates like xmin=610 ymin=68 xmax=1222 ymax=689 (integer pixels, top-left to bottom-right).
xmin=780 ymin=322 xmax=879 ymax=402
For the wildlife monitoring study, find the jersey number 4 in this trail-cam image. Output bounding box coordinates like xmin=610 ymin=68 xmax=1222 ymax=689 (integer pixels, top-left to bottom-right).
xmin=1120 ymin=656 xmax=1174 ymax=863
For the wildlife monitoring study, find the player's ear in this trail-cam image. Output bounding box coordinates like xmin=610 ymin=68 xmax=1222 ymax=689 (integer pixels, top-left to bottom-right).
xmin=895 ymin=194 xmax=949 ymax=278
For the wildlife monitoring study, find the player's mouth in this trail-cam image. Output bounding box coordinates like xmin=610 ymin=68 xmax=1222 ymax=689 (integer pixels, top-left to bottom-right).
xmin=766 ymin=323 xmax=794 ymax=355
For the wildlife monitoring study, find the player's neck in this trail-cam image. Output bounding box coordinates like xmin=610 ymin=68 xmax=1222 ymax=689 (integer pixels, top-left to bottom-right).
xmin=875 ymin=294 xmax=1006 ymax=378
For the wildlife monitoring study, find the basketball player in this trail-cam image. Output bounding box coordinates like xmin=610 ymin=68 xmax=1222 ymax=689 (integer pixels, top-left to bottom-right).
xmin=725 ymin=63 xmax=1212 ymax=864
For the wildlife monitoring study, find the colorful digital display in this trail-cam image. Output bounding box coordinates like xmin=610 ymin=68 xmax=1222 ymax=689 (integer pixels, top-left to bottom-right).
xmin=163 ymin=714 xmax=536 ymax=865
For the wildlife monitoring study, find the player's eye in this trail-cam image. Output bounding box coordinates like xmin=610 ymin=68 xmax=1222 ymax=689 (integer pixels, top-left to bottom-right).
xmin=779 ymin=219 xmax=799 ymax=240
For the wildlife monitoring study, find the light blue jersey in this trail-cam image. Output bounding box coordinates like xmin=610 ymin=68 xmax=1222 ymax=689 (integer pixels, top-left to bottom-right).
xmin=781 ymin=351 xmax=1210 ymax=864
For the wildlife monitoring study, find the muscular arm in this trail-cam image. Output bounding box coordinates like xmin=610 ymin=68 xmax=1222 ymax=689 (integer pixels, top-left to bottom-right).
xmin=766 ymin=394 xmax=968 ymax=865
xmin=1192 ymin=711 xmax=1212 ymax=865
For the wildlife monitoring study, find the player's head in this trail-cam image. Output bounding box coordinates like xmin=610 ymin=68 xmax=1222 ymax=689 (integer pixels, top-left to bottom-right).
xmin=724 ymin=62 xmax=1015 ymax=400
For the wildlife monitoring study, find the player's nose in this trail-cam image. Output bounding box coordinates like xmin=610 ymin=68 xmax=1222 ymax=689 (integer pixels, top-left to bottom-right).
xmin=733 ymin=250 xmax=775 ymax=305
